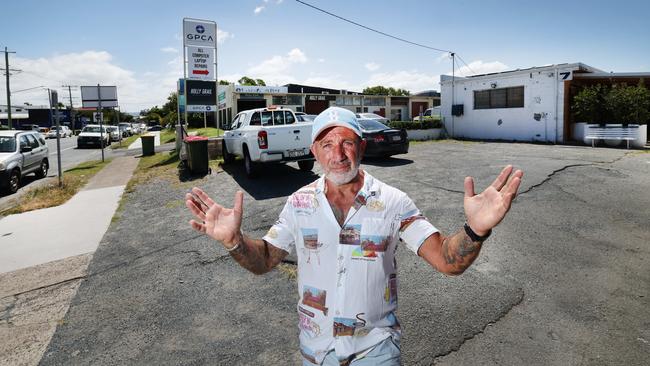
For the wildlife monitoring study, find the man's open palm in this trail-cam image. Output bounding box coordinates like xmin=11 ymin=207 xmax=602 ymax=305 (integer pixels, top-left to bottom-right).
xmin=464 ymin=165 xmax=523 ymax=235
xmin=186 ymin=188 xmax=243 ymax=246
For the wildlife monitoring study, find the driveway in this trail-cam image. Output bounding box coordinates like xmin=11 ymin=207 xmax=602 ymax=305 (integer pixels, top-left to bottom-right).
xmin=39 ymin=141 xmax=649 ymax=365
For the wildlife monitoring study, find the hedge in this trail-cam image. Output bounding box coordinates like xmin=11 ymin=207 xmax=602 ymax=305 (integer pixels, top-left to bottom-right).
xmin=388 ymin=119 xmax=443 ymax=130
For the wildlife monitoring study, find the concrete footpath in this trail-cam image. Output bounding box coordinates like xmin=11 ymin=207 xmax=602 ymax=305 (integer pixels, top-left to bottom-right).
xmin=0 ymin=155 xmax=140 ymax=366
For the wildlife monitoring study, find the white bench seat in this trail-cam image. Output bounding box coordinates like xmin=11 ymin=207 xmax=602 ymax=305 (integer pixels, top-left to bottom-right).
xmin=584 ymin=125 xmax=639 ymax=149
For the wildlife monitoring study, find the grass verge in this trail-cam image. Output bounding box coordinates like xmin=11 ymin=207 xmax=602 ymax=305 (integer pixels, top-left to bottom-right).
xmin=110 ymin=134 xmax=141 ymax=149
xmin=160 ymin=129 xmax=176 ymax=144
xmin=159 ymin=127 xmax=225 ymax=145
xmin=125 ymin=150 xmax=181 ymax=194
xmin=1 ymin=159 xmax=112 ymax=216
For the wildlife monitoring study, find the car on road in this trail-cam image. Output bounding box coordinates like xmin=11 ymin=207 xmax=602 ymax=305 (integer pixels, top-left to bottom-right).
xmin=45 ymin=126 xmax=73 ymax=139
xmin=105 ymin=126 xmax=121 ymax=142
xmin=0 ymin=130 xmax=49 ymax=194
xmin=77 ymin=124 xmax=110 ymax=148
xmin=357 ymin=112 xmax=390 ymax=124
xmin=119 ymin=122 xmax=133 ymax=136
xmin=357 ymin=118 xmax=409 ymax=158
xmin=147 ymin=125 xmax=163 ymax=131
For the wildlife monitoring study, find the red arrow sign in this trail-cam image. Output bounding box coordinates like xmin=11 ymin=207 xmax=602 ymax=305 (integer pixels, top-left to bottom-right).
xmin=193 ymin=70 xmax=210 ymax=75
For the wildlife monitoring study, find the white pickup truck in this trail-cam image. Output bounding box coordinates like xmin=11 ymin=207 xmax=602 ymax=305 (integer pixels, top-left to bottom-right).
xmin=222 ymin=106 xmax=314 ymax=177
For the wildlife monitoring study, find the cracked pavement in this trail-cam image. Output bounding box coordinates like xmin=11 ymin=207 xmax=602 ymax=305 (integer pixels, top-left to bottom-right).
xmin=34 ymin=141 xmax=649 ymax=365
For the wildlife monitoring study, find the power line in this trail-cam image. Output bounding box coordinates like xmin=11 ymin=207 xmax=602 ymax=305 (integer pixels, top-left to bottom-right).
xmin=295 ymin=0 xmax=452 ymax=54
xmin=455 ymin=54 xmax=476 ymax=75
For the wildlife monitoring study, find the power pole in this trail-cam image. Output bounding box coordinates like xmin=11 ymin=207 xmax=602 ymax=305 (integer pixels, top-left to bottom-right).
xmin=62 ymin=85 xmax=77 ymax=132
xmin=3 ymin=47 xmax=17 ymax=129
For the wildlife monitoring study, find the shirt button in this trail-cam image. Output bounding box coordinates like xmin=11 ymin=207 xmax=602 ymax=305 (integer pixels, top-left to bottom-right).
xmin=336 ymin=310 xmax=340 ymax=315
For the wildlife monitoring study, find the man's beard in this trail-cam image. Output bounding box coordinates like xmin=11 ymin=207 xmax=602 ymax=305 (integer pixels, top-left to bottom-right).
xmin=323 ymin=161 xmax=361 ymax=186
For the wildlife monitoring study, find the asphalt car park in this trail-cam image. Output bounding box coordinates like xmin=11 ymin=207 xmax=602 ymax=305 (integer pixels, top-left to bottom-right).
xmin=39 ymin=141 xmax=649 ymax=365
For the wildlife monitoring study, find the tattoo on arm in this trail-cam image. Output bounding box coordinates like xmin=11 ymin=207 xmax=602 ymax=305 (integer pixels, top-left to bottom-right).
xmin=441 ymin=229 xmax=483 ymax=274
xmin=228 ymin=234 xmax=288 ymax=275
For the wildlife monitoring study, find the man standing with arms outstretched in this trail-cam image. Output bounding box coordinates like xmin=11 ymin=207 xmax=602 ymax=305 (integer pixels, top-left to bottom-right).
xmin=186 ymin=107 xmax=523 ymax=365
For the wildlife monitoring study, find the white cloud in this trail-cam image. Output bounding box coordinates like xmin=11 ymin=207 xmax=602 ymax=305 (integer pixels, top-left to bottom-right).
xmin=9 ymin=51 xmax=178 ymax=112
xmin=254 ymin=6 xmax=265 ymax=14
xmin=217 ymin=29 xmax=233 ymax=43
xmin=276 ymin=0 xmax=284 ymax=3
xmin=365 ymin=62 xmax=380 ymax=71
xmin=453 ymin=60 xmax=509 ymax=76
xmin=287 ymin=48 xmax=307 ymax=63
xmin=318 ymin=58 xmax=325 ymax=63
xmin=247 ymin=48 xmax=308 ymax=85
xmin=160 ymin=47 xmax=178 ymax=53
xmin=435 ymin=52 xmax=452 ymax=63
xmin=303 ymin=75 xmax=357 ymax=91
xmin=366 ymin=70 xmax=440 ymax=93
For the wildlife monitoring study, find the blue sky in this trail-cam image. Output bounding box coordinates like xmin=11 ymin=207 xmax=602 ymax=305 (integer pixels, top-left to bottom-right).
xmin=1 ymin=0 xmax=649 ymax=112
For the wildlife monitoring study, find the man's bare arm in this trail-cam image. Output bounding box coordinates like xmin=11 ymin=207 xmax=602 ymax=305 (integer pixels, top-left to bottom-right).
xmin=417 ymin=230 xmax=482 ymax=275
xmin=228 ymin=233 xmax=288 ymax=275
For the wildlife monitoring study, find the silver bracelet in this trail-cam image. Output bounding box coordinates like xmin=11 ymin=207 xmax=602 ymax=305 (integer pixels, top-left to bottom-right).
xmin=225 ymin=239 xmax=242 ymax=252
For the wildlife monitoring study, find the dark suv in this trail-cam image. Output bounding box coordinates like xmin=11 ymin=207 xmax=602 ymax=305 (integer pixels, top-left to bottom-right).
xmin=0 ymin=130 xmax=49 ymax=194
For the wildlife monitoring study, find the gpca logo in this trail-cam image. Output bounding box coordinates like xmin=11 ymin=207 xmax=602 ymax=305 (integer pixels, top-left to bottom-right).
xmin=187 ymin=24 xmax=213 ymax=42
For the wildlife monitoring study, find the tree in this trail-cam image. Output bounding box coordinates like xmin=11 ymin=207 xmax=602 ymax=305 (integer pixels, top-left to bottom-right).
xmin=237 ymin=76 xmax=266 ymax=86
xmin=161 ymin=92 xmax=178 ymax=127
xmin=572 ymin=84 xmax=609 ymax=124
xmin=362 ymin=86 xmax=410 ymax=96
xmin=605 ymin=80 xmax=650 ymax=125
xmin=219 ymin=80 xmax=231 ymax=85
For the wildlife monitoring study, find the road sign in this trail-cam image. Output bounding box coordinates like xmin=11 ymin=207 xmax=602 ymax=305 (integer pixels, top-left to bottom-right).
xmin=81 ymin=86 xmax=118 ymax=108
xmin=93 ymin=112 xmax=103 ymax=122
xmin=183 ymin=19 xmax=217 ymax=47
xmin=187 ymin=46 xmax=215 ymax=81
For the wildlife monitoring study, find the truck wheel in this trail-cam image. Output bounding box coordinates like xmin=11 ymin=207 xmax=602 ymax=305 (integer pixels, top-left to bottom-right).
xmin=298 ymin=160 xmax=314 ymax=172
xmin=222 ymin=142 xmax=235 ymax=164
xmin=243 ymin=148 xmax=257 ymax=178
xmin=35 ymin=159 xmax=49 ymax=179
xmin=7 ymin=169 xmax=20 ymax=194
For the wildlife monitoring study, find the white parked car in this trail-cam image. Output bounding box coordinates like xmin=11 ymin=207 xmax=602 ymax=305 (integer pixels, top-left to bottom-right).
xmin=45 ymin=126 xmax=73 ymax=138
xmin=118 ymin=122 xmax=133 ymax=136
xmin=105 ymin=126 xmax=121 ymax=142
xmin=222 ymin=106 xmax=314 ymax=177
xmin=0 ymin=130 xmax=49 ymax=194
xmin=77 ymin=125 xmax=110 ymax=148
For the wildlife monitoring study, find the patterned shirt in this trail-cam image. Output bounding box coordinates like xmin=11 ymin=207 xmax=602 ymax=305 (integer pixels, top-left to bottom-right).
xmin=263 ymin=171 xmax=438 ymax=364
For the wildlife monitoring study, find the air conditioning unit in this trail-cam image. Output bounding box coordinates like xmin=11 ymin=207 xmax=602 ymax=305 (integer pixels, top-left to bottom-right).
xmin=452 ymin=104 xmax=464 ymax=116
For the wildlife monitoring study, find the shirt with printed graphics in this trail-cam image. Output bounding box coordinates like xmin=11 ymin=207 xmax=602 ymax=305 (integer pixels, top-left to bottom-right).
xmin=263 ymin=171 xmax=438 ymax=365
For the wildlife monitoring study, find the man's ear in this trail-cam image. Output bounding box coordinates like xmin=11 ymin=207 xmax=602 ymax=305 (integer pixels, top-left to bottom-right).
xmin=310 ymin=143 xmax=318 ymax=160
xmin=359 ymin=137 xmax=367 ymax=157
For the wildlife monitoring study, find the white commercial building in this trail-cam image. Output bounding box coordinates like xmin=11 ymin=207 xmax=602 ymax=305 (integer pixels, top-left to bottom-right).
xmin=440 ymin=63 xmax=602 ymax=143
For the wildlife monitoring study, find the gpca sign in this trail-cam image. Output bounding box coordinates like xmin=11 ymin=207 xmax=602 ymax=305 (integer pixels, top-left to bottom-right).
xmin=183 ymin=19 xmax=216 ymax=47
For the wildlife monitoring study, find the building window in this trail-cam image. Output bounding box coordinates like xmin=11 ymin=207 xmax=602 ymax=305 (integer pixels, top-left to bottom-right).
xmin=272 ymin=95 xmax=302 ymax=105
xmin=474 ymin=86 xmax=524 ymax=109
xmin=363 ymin=96 xmax=386 ymax=106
